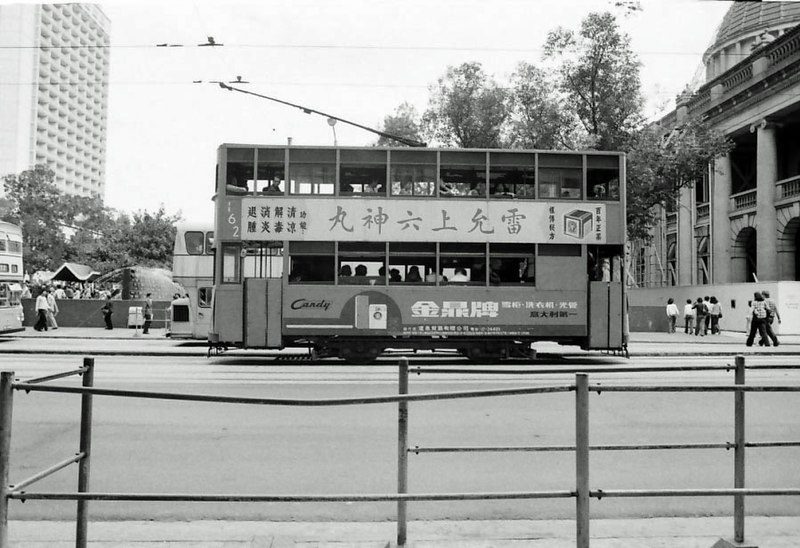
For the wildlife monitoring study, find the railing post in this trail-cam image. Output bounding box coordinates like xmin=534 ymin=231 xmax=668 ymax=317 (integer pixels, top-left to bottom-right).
xmin=0 ymin=372 xmax=15 ymax=548
xmin=396 ymin=358 xmax=409 ymax=547
xmin=734 ymin=355 xmax=745 ymax=543
xmin=576 ymin=373 xmax=590 ymax=548
xmin=76 ymin=358 xmax=94 ymax=548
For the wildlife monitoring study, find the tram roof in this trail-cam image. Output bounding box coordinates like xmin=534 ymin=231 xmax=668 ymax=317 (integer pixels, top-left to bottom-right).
xmin=218 ymin=143 xmax=626 ymax=157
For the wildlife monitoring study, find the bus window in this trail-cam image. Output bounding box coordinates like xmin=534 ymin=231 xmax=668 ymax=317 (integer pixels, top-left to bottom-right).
xmin=185 ymin=232 xmax=205 ymax=255
xmin=488 ymin=243 xmax=535 ymax=285
xmin=0 ymin=284 xmax=9 ymax=307
xmin=587 ymin=155 xmax=620 ymax=200
xmin=440 ymin=151 xmax=486 ymax=197
xmin=338 ymin=241 xmax=386 ymax=285
xmin=205 ymin=232 xmax=215 ymax=254
xmin=388 ymin=242 xmax=435 ymax=284
xmin=288 ymin=241 xmax=334 ymax=283
xmin=390 ymin=150 xmax=436 ymax=196
xmin=226 ymin=147 xmax=255 ymax=195
xmin=538 ymin=154 xmax=583 ymax=199
xmin=440 ymin=243 xmax=486 ymax=285
xmin=221 ymin=243 xmax=241 ymax=284
xmin=198 ymin=287 xmax=212 ymax=308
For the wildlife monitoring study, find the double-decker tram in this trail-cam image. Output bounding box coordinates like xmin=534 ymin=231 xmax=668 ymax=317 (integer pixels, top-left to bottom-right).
xmin=170 ymin=222 xmax=214 ymax=339
xmin=210 ymin=144 xmax=626 ymax=362
xmin=0 ymin=221 xmax=25 ymax=334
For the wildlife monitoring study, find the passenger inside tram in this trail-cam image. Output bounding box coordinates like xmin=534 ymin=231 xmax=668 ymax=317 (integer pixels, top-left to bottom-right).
xmin=406 ymin=265 xmax=423 ymax=283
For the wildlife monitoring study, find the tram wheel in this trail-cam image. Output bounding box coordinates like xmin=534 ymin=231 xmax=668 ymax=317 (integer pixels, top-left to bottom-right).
xmin=461 ymin=345 xmax=504 ymax=364
xmin=339 ymin=344 xmax=383 ymax=365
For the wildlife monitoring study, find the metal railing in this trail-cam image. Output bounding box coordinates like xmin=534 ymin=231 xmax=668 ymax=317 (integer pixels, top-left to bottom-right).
xmin=0 ymin=356 xmax=799 ymax=547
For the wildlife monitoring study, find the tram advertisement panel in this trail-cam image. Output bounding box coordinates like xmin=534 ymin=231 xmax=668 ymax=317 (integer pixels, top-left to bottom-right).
xmin=240 ymin=198 xmax=606 ymax=244
xmin=282 ymin=287 xmax=586 ymax=337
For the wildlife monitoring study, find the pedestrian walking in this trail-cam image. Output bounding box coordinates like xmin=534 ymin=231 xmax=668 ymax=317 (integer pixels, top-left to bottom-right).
xmin=101 ymin=296 xmax=113 ymax=330
xmin=34 ymin=288 xmax=49 ymax=331
xmin=683 ymin=299 xmax=694 ymax=334
xmin=142 ymin=293 xmax=153 ymax=334
xmin=709 ymin=296 xmax=723 ymax=334
xmin=702 ymin=296 xmax=712 ymax=334
xmin=45 ymin=288 xmax=59 ymax=329
xmin=665 ymin=298 xmax=679 ymax=333
xmin=762 ymin=289 xmax=780 ymax=346
xmin=693 ymin=297 xmax=707 ymax=336
xmin=746 ymin=291 xmax=770 ymax=347
xmin=745 ymin=300 xmax=754 ymax=333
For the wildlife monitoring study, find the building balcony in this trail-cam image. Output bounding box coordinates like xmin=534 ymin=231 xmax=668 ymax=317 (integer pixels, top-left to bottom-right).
xmin=730 ymin=189 xmax=757 ymax=213
xmin=696 ymin=202 xmax=710 ymax=222
xmin=666 ymin=212 xmax=678 ymax=234
xmin=776 ymin=174 xmax=800 ymax=206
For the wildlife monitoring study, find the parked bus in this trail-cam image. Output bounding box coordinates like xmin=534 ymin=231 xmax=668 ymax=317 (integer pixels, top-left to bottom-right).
xmin=0 ymin=221 xmax=25 ymax=334
xmin=169 ymin=222 xmax=214 ymax=339
xmin=210 ymin=144 xmax=626 ymax=362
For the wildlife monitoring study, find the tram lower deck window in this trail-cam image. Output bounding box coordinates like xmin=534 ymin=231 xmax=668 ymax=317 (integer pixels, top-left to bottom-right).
xmin=221 ymin=244 xmax=241 ymax=284
xmin=489 ymin=243 xmax=535 ymax=285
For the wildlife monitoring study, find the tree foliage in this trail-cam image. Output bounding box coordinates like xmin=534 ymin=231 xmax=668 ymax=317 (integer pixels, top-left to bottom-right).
xmin=626 ymin=119 xmax=733 ymax=241
xmin=543 ymin=12 xmax=643 ymax=150
xmin=376 ymin=102 xmax=424 ymax=146
xmin=422 ymin=62 xmax=508 ymax=147
xmin=1 ymin=165 xmax=180 ymax=275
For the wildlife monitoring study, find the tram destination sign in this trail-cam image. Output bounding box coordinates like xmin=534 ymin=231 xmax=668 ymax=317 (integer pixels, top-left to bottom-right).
xmin=238 ymin=198 xmax=606 ymax=244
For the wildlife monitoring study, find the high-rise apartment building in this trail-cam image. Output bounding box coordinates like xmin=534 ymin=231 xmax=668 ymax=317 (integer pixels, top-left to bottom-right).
xmin=0 ymin=3 xmax=110 ymax=198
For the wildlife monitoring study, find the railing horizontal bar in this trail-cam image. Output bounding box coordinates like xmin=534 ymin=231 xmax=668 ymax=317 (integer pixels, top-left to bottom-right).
xmin=9 ymin=490 xmax=575 ymax=502
xmin=9 ymin=452 xmax=85 ymax=492
xmin=411 ymin=442 xmax=733 ymax=453
xmin=12 ymin=383 xmax=574 ymax=406
xmin=19 ymin=368 xmax=88 ymax=385
xmin=414 ymin=365 xmax=735 ymax=375
xmin=745 ymin=441 xmax=800 ymax=448
xmin=593 ymin=385 xmax=800 ymax=393
xmin=592 ymin=488 xmax=800 ymax=498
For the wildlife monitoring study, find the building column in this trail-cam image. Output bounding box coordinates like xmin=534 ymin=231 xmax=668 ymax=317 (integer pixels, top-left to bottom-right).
xmin=712 ymin=154 xmax=732 ymax=283
xmin=752 ymin=119 xmax=778 ymax=281
xmin=677 ymin=185 xmax=694 ymax=285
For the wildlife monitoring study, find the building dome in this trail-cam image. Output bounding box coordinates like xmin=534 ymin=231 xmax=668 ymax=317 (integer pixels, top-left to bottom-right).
xmin=703 ymin=2 xmax=800 ymax=81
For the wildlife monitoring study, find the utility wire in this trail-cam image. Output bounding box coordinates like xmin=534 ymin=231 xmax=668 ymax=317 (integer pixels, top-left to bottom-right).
xmin=216 ymin=81 xmax=427 ymax=147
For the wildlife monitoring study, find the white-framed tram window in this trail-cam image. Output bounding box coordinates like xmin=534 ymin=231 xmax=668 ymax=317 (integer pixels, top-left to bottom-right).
xmin=221 ymin=243 xmax=241 ymax=284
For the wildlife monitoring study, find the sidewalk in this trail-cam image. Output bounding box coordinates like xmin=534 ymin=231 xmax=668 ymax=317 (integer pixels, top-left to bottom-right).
xmin=7 ymin=516 xmax=800 ymax=547
xmin=2 ymin=326 xmax=800 ymax=357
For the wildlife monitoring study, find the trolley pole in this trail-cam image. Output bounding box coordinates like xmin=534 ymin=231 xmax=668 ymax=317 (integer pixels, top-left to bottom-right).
xmin=396 ymin=358 xmax=409 ymax=547
xmin=734 ymin=355 xmax=746 ymax=543
xmin=76 ymin=358 xmax=94 ymax=548
xmin=575 ymin=373 xmax=590 ymax=548
xmin=0 ymin=372 xmax=15 ymax=548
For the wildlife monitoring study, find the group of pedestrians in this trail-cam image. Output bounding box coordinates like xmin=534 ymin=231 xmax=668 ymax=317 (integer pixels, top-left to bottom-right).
xmin=665 ymin=295 xmax=722 ymax=336
xmin=666 ymin=290 xmax=782 ymax=346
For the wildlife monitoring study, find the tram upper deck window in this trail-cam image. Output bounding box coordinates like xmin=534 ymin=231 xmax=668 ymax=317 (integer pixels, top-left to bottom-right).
xmin=257 ymin=148 xmax=286 ymax=195
xmin=390 ymin=150 xmax=436 ymax=196
xmin=388 ymin=242 xmax=436 ymax=284
xmin=587 ymin=155 xmax=620 ymax=200
xmin=340 ymin=149 xmax=387 ymax=195
xmin=490 ymin=152 xmax=535 ymax=198
xmin=439 ymin=151 xmax=486 ymax=197
xmin=221 ymin=243 xmax=241 ymax=284
xmin=288 ymin=149 xmax=335 ymax=195
xmin=538 ymin=154 xmax=583 ymax=199
xmin=225 ymin=147 xmax=255 ymax=195
xmin=288 ymin=241 xmax=334 ymax=283
xmin=184 ymin=231 xmax=205 ymax=255
xmin=440 ymin=243 xmax=486 ymax=285
xmin=488 ymin=243 xmax=535 ymax=285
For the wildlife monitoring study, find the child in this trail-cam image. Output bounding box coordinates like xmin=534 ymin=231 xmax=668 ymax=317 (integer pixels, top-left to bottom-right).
xmin=683 ymin=298 xmax=694 ymax=334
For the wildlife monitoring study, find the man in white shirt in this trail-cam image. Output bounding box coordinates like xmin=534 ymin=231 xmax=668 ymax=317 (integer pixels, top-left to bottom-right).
xmin=46 ymin=288 xmax=59 ymax=329
xmin=449 ymin=268 xmax=469 ymax=282
xmin=34 ymin=289 xmax=49 ymax=331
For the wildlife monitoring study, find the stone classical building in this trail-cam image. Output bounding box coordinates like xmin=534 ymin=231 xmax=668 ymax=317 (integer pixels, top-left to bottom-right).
xmin=0 ymin=4 xmax=110 ymax=198
xmin=631 ymin=3 xmax=800 ymax=332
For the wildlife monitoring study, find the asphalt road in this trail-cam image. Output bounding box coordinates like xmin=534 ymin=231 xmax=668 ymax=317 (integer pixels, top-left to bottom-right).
xmin=2 ymin=352 xmax=799 ymax=522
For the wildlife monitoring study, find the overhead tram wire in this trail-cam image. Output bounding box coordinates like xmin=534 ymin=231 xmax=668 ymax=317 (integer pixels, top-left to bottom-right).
xmin=215 ymin=81 xmax=427 ymax=148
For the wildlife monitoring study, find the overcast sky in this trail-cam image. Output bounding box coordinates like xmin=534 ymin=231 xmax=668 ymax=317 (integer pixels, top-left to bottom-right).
xmin=94 ymin=0 xmax=732 ymax=222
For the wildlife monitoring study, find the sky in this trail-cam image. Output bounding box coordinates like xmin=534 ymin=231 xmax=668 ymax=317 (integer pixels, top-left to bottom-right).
xmin=91 ymin=0 xmax=733 ymax=222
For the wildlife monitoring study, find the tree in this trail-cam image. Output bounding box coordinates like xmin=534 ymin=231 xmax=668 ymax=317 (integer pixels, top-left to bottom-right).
xmin=422 ymin=62 xmax=508 ymax=147
xmin=1 ymin=165 xmax=70 ymax=274
xmin=506 ymin=62 xmax=576 ymax=149
xmin=626 ymin=118 xmax=733 ymax=241
xmin=544 ymin=12 xmax=643 ymax=150
xmin=376 ymin=102 xmax=424 ymax=146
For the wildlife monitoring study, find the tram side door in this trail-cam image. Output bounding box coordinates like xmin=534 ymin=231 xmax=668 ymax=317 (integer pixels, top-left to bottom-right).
xmin=244 ymin=278 xmax=282 ymax=348
xmin=589 ymin=280 xmax=623 ymax=349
